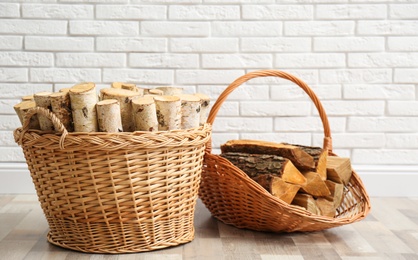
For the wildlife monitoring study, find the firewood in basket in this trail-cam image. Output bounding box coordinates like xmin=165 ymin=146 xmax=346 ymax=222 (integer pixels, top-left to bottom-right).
xmin=315 ymin=197 xmax=336 ymax=217
xmin=252 ymin=174 xmax=300 ymax=204
xmin=34 ymin=92 xmax=55 ymax=131
xmin=194 ymin=93 xmax=210 ymax=126
xmin=154 ymin=95 xmax=181 ymax=131
xmin=50 ymin=91 xmax=74 ymax=132
xmin=326 ymin=156 xmax=352 ymax=185
xmin=288 ymin=143 xmax=328 ymax=180
xmin=69 ymin=82 xmax=98 ymax=132
xmin=14 ymin=100 xmax=40 ymax=129
xmin=300 ymin=171 xmax=331 ymax=197
xmin=221 ymin=140 xmax=315 ymax=170
xmin=324 ymin=180 xmax=344 ymax=209
xmin=220 ymin=152 xmax=307 ymax=186
xmin=176 ymin=94 xmax=201 ymax=129
xmin=100 ymin=88 xmax=142 ymax=132
xmin=132 ymin=97 xmax=158 ymax=132
xmin=96 ymin=99 xmax=123 ymax=133
xmin=292 ymin=193 xmax=321 ymax=215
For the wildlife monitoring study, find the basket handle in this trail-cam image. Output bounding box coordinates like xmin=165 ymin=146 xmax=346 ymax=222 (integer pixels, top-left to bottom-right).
xmin=206 ymin=69 xmax=332 ymax=153
xmin=18 ymin=106 xmax=68 ymax=149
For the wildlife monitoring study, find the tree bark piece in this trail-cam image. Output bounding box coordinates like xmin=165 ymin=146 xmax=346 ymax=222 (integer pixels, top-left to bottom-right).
xmin=50 ymin=92 xmax=74 ymax=132
xmin=176 ymin=94 xmax=201 ymax=129
xmin=154 ymin=95 xmax=181 ymax=131
xmin=14 ymin=101 xmax=40 ymax=129
xmin=69 ymin=83 xmax=98 ymax=132
xmin=220 ymin=152 xmax=307 ymax=185
xmin=300 ymin=171 xmax=331 ymax=197
xmin=131 ymin=97 xmax=158 ymax=132
xmin=156 ymin=86 xmax=183 ymax=95
xmin=326 ymin=156 xmax=353 ymax=185
xmin=33 ymin=92 xmax=55 ymax=131
xmin=292 ymin=193 xmax=321 ymax=215
xmin=221 ymin=139 xmax=315 ymax=169
xmin=253 ymin=175 xmax=300 ymax=204
xmin=100 ymin=88 xmax=142 ymax=132
xmin=194 ymin=93 xmax=210 ymax=126
xmin=96 ymin=99 xmax=123 ymax=133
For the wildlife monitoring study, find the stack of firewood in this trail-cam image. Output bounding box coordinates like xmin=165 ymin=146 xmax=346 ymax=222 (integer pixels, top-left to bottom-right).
xmin=13 ymin=82 xmax=210 ymax=133
xmin=220 ymin=140 xmax=353 ymax=217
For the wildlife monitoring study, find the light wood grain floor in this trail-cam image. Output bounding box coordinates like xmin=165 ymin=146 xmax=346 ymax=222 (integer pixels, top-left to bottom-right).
xmin=1 ymin=195 xmax=418 ymax=260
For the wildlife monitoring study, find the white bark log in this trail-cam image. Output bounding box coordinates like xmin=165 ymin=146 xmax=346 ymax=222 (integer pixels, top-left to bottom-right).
xmin=14 ymin=100 xmax=40 ymax=129
xmin=69 ymin=82 xmax=98 ymax=132
xmin=96 ymin=99 xmax=123 ymax=133
xmin=34 ymin=91 xmax=54 ymax=131
xmin=21 ymin=95 xmax=34 ymax=101
xmin=100 ymin=88 xmax=142 ymax=132
xmin=194 ymin=93 xmax=210 ymax=126
xmin=132 ymin=97 xmax=158 ymax=132
xmin=50 ymin=91 xmax=74 ymax=132
xmin=176 ymin=94 xmax=201 ymax=129
xmin=148 ymin=88 xmax=164 ymax=95
xmin=156 ymin=86 xmax=183 ymax=96
xmin=154 ymin=95 xmax=181 ymax=131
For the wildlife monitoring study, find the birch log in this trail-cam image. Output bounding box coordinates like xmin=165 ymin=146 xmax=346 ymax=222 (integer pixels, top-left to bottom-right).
xmin=100 ymin=88 xmax=142 ymax=132
xmin=156 ymin=86 xmax=183 ymax=95
xmin=194 ymin=93 xmax=210 ymax=126
xmin=154 ymin=95 xmax=181 ymax=131
xmin=69 ymin=83 xmax=98 ymax=132
xmin=34 ymin=92 xmax=54 ymax=131
xmin=21 ymin=95 xmax=34 ymax=101
xmin=96 ymin=99 xmax=123 ymax=133
xmin=148 ymin=88 xmax=164 ymax=95
xmin=132 ymin=97 xmax=158 ymax=132
xmin=50 ymin=92 xmax=74 ymax=132
xmin=14 ymin=101 xmax=40 ymax=129
xmin=176 ymin=94 xmax=201 ymax=129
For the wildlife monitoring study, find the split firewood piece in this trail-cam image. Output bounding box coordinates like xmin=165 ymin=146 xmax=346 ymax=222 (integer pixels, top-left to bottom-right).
xmin=252 ymin=175 xmax=300 ymax=204
xmin=300 ymin=171 xmax=331 ymax=197
xmin=50 ymin=91 xmax=74 ymax=132
xmin=69 ymin=82 xmax=98 ymax=132
xmin=220 ymin=152 xmax=307 ymax=186
xmin=315 ymin=197 xmax=336 ymax=217
xmin=324 ymin=180 xmax=344 ymax=209
xmin=96 ymin=99 xmax=123 ymax=133
xmin=21 ymin=95 xmax=34 ymax=101
xmin=194 ymin=93 xmax=210 ymax=126
xmin=148 ymin=88 xmax=164 ymax=95
xmin=326 ymin=156 xmax=353 ymax=185
xmin=14 ymin=101 xmax=40 ymax=129
xmin=220 ymin=139 xmax=315 ymax=169
xmin=131 ymin=97 xmax=158 ymax=132
xmin=176 ymin=94 xmax=201 ymax=129
xmin=156 ymin=86 xmax=183 ymax=95
xmin=292 ymin=193 xmax=321 ymax=215
xmin=33 ymin=92 xmax=55 ymax=131
xmin=290 ymin=144 xmax=328 ymax=180
xmin=100 ymin=88 xmax=142 ymax=132
xmin=154 ymin=95 xmax=181 ymax=131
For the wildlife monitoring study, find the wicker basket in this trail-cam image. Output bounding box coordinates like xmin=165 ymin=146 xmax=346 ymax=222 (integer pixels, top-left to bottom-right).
xmin=199 ymin=70 xmax=371 ymax=232
xmin=14 ymin=107 xmax=211 ymax=253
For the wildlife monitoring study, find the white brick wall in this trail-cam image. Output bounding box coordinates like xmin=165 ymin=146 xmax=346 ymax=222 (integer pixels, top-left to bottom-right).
xmin=1 ymin=0 xmax=418 ymax=170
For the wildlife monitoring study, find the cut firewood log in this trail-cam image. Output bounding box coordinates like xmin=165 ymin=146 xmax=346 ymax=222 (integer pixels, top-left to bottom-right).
xmin=69 ymin=82 xmax=98 ymax=132
xmin=14 ymin=100 xmax=40 ymax=129
xmin=292 ymin=193 xmax=321 ymax=215
xmin=324 ymin=180 xmax=344 ymax=209
xmin=252 ymin=175 xmax=300 ymax=204
xmin=96 ymin=99 xmax=123 ymax=133
xmin=326 ymin=156 xmax=352 ymax=185
xmin=50 ymin=91 xmax=74 ymax=132
xmin=300 ymin=171 xmax=331 ymax=197
xmin=154 ymin=95 xmax=181 ymax=131
xmin=290 ymin=144 xmax=328 ymax=180
xmin=194 ymin=93 xmax=210 ymax=126
xmin=156 ymin=86 xmax=183 ymax=95
xmin=131 ymin=97 xmax=158 ymax=132
xmin=220 ymin=152 xmax=307 ymax=186
xmin=59 ymin=88 xmax=70 ymax=93
xmin=176 ymin=94 xmax=201 ymax=129
xmin=33 ymin=92 xmax=55 ymax=131
xmin=148 ymin=88 xmax=164 ymax=96
xmin=315 ymin=197 xmax=336 ymax=217
xmin=21 ymin=95 xmax=34 ymax=101
xmin=220 ymin=140 xmax=315 ymax=169
xmin=100 ymin=88 xmax=142 ymax=132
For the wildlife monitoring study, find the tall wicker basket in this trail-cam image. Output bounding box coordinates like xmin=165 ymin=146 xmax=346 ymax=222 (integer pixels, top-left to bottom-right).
xmin=14 ymin=107 xmax=211 ymax=253
xmin=199 ymin=70 xmax=371 ymax=232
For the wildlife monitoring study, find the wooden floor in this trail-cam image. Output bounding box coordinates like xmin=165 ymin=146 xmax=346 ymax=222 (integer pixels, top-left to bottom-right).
xmin=1 ymin=195 xmax=417 ymax=260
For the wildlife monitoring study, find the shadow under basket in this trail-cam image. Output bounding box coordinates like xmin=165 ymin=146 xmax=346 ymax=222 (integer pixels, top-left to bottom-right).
xmin=199 ymin=70 xmax=371 ymax=233
xmin=14 ymin=107 xmax=212 ymax=253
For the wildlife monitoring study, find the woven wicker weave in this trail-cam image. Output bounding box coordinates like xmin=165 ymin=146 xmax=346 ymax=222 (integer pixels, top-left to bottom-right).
xmin=199 ymin=70 xmax=371 ymax=232
xmin=14 ymin=107 xmax=211 ymax=253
